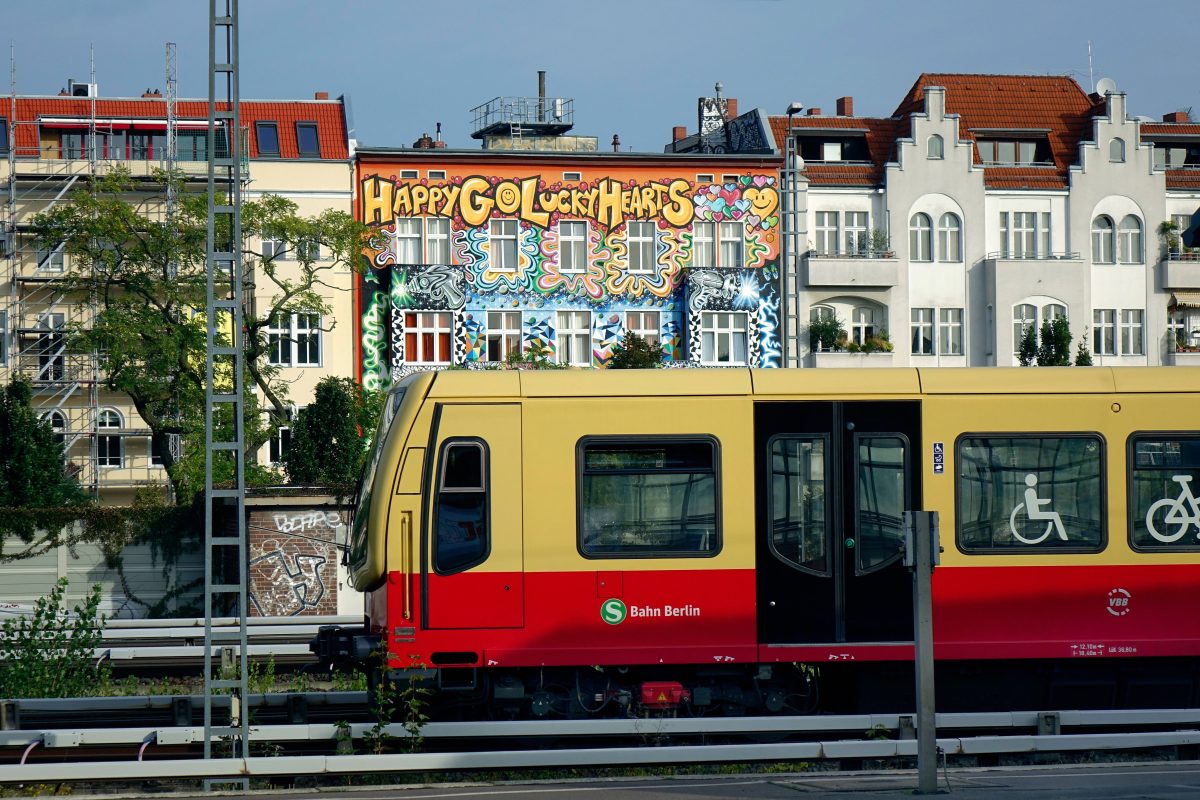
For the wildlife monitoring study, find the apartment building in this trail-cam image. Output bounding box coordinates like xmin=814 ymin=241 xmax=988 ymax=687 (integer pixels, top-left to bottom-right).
xmin=764 ymin=74 xmax=1200 ymax=367
xmin=355 ymin=89 xmax=782 ymax=386
xmin=1 ymin=81 xmax=355 ymax=505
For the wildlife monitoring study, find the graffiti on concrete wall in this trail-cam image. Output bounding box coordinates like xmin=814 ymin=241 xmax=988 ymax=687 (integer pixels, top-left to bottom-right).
xmin=248 ymin=509 xmax=343 ymax=617
xmin=358 ymin=172 xmax=781 ymax=388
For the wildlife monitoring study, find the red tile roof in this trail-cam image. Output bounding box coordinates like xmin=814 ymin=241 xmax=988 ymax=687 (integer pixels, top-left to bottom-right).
xmin=1166 ymin=170 xmax=1200 ymax=190
xmin=0 ymin=95 xmax=347 ymax=160
xmin=767 ymin=115 xmax=898 ymax=186
xmin=894 ymin=73 xmax=1103 ymax=189
xmin=1141 ymin=123 xmax=1200 ymax=136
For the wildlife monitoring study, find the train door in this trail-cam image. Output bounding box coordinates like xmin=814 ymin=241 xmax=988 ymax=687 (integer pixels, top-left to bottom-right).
xmin=423 ymin=403 xmax=523 ymax=630
xmin=755 ymin=401 xmax=920 ymax=644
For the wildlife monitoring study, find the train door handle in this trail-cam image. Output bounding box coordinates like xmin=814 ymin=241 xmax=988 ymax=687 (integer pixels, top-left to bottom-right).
xmin=844 ymin=538 xmax=855 ymax=549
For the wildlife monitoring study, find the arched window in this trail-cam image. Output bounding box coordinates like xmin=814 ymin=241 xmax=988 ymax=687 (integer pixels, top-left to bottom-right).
xmin=1109 ymin=138 xmax=1125 ymax=163
xmin=1092 ymin=215 xmax=1115 ymax=264
xmin=909 ymin=213 xmax=932 ymax=262
xmin=1118 ymin=215 xmax=1143 ymax=263
xmin=1012 ymin=303 xmax=1037 ymax=354
xmin=809 ymin=304 xmax=840 ymax=352
xmin=927 ymin=134 xmax=944 ymax=159
xmin=937 ymin=213 xmax=962 ymax=262
xmin=1042 ymin=303 xmax=1067 ymax=322
xmin=97 ymin=409 xmax=123 ymax=469
xmin=42 ymin=410 xmax=67 ymax=450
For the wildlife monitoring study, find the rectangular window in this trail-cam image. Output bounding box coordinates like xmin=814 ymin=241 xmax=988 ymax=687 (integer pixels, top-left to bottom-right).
xmin=98 ymin=434 xmax=123 ymax=468
xmin=700 ymin=311 xmax=748 ymax=365
xmin=489 ymin=219 xmax=518 ymax=271
xmin=0 ymin=310 xmax=6 ymax=366
xmin=696 ymin=174 xmax=714 ymax=184
xmin=434 ymin=439 xmax=489 ymax=574
xmin=558 ymin=220 xmax=588 ymax=273
xmin=176 ymin=131 xmax=207 ymax=161
xmin=627 ymin=221 xmax=656 ymax=274
xmin=1040 ymin=212 xmax=1052 ymax=257
xmin=296 ymin=238 xmax=321 ymax=262
xmin=394 ymin=218 xmax=422 ymax=263
xmin=426 ymin=218 xmax=451 ymax=263
xmin=1128 ymin=434 xmax=1200 ymax=551
xmin=404 ymin=311 xmax=453 ymax=365
xmin=262 ymin=237 xmax=287 ymax=261
xmin=486 ymin=310 xmax=522 ymax=363
xmin=556 ymin=310 xmax=592 ymax=366
xmin=822 ymin=142 xmax=842 ymax=162
xmin=428 ymin=170 xmax=447 ymax=180
xmin=563 ymin=171 xmax=582 ymax=182
xmin=578 ymin=437 xmax=720 ymax=558
xmin=957 ymin=435 xmax=1105 ymax=553
xmin=1013 ymin=212 xmax=1037 ymax=258
xmin=910 ymin=308 xmax=934 ymax=355
xmin=626 ymin=310 xmax=660 ymax=346
xmin=268 ymin=312 xmax=322 ymax=366
xmin=1093 ymin=309 xmax=1116 ymax=355
xmin=691 ymin=222 xmax=715 ymax=267
xmin=845 ymin=211 xmax=868 ymax=255
xmin=268 ymin=407 xmax=297 ymax=465
xmin=295 ymin=122 xmax=320 ymax=157
xmin=1120 ymin=309 xmax=1144 ymax=355
xmin=719 ymin=221 xmax=743 ymax=267
xmin=255 ymin=121 xmax=280 ymax=157
xmin=938 ymin=308 xmax=964 ymax=355
xmin=399 ymin=170 xmax=419 ymax=179
xmin=815 ymin=211 xmax=839 ymax=255
xmin=36 ymin=247 xmax=65 ymax=273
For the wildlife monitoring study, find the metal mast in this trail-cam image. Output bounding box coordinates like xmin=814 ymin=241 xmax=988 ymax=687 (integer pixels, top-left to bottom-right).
xmin=779 ymin=107 xmax=806 ymax=367
xmin=164 ymin=41 xmax=177 ymax=220
xmin=204 ymin=0 xmax=249 ymax=786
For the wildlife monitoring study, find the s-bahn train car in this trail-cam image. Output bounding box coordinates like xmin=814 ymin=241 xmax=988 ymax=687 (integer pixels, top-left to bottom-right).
xmin=314 ymin=367 xmax=1200 ymax=716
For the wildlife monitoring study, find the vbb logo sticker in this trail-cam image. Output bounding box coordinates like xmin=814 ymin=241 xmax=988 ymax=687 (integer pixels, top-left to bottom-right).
xmin=1107 ymin=588 xmax=1131 ymax=617
xmin=601 ymin=598 xmax=627 ymax=625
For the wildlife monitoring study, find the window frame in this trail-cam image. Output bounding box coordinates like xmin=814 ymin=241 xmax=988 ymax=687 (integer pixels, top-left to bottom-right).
xmin=295 ymin=121 xmax=320 ymax=158
xmin=1127 ymin=432 xmax=1200 ymax=553
xmin=268 ymin=312 xmax=323 ymax=367
xmin=852 ymin=432 xmax=911 ymax=576
xmin=627 ymin=220 xmax=657 ymax=274
xmin=1092 ymin=215 xmax=1116 ymax=264
xmin=558 ymin=220 xmax=588 ymax=274
xmin=404 ymin=311 xmax=453 ymax=365
xmin=1120 ymin=308 xmax=1145 ymax=356
xmin=718 ymin=221 xmax=744 ymax=267
xmin=97 ymin=408 xmax=124 ymax=469
xmin=691 ymin=221 xmax=715 ymax=267
xmin=626 ymin=309 xmax=661 ymax=346
xmin=909 ymin=212 xmax=932 ymax=262
xmin=815 ymin=211 xmax=839 ymax=256
xmin=489 ymin=219 xmax=518 ymax=271
xmin=556 ymin=309 xmax=592 ymax=366
xmin=1109 ymin=137 xmax=1125 ymax=163
xmin=575 ymin=434 xmax=722 ymax=560
xmin=432 ymin=437 xmax=491 ymax=575
xmin=910 ymin=307 xmax=934 ymax=355
xmin=1118 ymin=215 xmax=1144 ymax=264
xmin=766 ymin=433 xmax=831 ymax=577
xmin=426 ymin=217 xmax=451 ymax=264
xmin=938 ymin=307 xmax=964 ymax=355
xmin=1093 ymin=308 xmax=1117 ymax=356
xmin=255 ymin=121 xmax=280 ymax=157
xmin=927 ymin=134 xmax=944 ymax=159
xmin=700 ymin=311 xmax=748 ymax=365
xmin=938 ymin=212 xmax=962 ymax=262
xmin=486 ymin=309 xmax=522 ymax=363
xmin=954 ymin=432 xmax=1107 ymax=555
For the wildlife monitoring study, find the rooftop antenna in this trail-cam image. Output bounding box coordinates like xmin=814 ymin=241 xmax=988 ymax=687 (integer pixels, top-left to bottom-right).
xmin=1087 ymin=40 xmax=1094 ymax=93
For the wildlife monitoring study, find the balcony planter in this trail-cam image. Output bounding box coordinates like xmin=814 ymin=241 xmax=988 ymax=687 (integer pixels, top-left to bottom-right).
xmin=810 ymin=351 xmax=896 ymax=368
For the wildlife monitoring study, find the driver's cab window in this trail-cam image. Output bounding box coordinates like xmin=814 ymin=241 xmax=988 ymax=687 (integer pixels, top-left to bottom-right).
xmin=434 ymin=439 xmax=489 ymax=573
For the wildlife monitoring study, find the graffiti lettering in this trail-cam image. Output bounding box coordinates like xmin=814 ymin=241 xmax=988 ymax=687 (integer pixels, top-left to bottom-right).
xmin=363 ymin=175 xmax=694 ymax=232
xmin=272 ymin=511 xmax=343 ymax=534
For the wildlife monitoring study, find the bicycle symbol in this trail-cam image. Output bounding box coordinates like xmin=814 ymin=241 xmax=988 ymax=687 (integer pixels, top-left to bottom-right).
xmin=1145 ymin=475 xmax=1200 ymax=543
xmin=1009 ymin=473 xmax=1068 ymax=545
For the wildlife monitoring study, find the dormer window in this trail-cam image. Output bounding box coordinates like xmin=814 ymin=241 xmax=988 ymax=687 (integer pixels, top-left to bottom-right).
xmin=796 ymin=133 xmax=870 ymax=163
xmin=975 ymin=135 xmax=1051 ymax=166
xmin=1151 ymin=142 xmax=1200 ymax=168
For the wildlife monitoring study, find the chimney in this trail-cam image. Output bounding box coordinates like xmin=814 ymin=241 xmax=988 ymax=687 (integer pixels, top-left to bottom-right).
xmin=725 ymin=98 xmax=738 ymax=119
xmin=314 ymin=91 xmax=329 ymax=101
xmin=58 ymin=88 xmax=69 ymax=96
xmin=836 ymin=96 xmax=853 ymax=117
xmin=538 ymin=70 xmax=546 ymax=122
xmin=673 ymin=125 xmax=688 ymax=142
xmin=142 ymin=89 xmax=162 ymax=98
xmin=806 ymin=107 xmax=822 ymax=116
xmin=1163 ymin=111 xmax=1189 ymax=123
xmin=611 ymin=134 xmax=621 ymax=153
xmin=413 ymin=132 xmax=435 ymax=149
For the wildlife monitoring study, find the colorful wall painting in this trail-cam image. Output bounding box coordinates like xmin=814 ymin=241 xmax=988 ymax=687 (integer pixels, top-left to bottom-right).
xmin=356 ymin=165 xmax=781 ymax=389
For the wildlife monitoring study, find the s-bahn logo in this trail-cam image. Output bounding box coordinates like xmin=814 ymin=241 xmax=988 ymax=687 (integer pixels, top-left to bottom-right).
xmin=601 ymin=598 xmax=627 ymax=625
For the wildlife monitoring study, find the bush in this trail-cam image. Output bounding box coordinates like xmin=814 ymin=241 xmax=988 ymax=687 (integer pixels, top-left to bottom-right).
xmin=0 ymin=577 xmax=110 ymax=698
xmin=608 ymin=332 xmax=664 ymax=369
xmin=284 ymin=377 xmax=383 ymax=487
xmin=808 ymin=315 xmax=846 ymax=352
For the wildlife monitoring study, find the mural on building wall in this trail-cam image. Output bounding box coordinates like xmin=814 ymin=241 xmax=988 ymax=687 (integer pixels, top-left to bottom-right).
xmin=358 ymin=171 xmax=781 ymax=389
xmin=248 ymin=510 xmax=342 ymax=617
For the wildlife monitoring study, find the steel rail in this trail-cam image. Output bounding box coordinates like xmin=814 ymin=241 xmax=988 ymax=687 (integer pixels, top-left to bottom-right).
xmin=3 ymin=729 xmax=1200 ymax=783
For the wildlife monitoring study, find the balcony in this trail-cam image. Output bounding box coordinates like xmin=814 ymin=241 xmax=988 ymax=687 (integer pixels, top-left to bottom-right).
xmin=808 ymin=351 xmax=895 ymax=368
xmin=804 ymin=251 xmax=898 ymax=288
xmin=1161 ymin=252 xmax=1200 ymax=290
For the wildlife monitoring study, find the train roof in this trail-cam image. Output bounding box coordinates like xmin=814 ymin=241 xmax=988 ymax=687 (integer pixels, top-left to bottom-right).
xmin=413 ymin=367 xmax=1200 ymax=399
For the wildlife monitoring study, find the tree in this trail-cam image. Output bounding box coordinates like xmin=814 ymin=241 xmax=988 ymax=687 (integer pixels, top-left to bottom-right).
xmin=1036 ymin=317 xmax=1073 ymax=366
xmin=608 ymin=332 xmax=665 ymax=369
xmin=32 ymin=167 xmax=368 ymax=504
xmin=283 ymin=377 xmax=384 ymax=487
xmin=1074 ymin=340 xmax=1094 ymax=366
xmin=0 ymin=376 xmax=88 ymax=508
xmin=1018 ymin=324 xmax=1038 ymax=366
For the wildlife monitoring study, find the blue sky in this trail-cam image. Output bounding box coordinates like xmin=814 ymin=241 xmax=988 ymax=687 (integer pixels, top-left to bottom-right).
xmin=7 ymin=0 xmax=1197 ymax=152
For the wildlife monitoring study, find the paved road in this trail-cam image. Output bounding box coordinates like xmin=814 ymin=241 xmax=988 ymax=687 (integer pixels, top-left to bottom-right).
xmin=173 ymin=761 xmax=1200 ymax=799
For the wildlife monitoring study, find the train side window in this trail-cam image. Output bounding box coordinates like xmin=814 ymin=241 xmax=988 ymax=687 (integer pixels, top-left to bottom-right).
xmin=433 ymin=439 xmax=489 ymax=574
xmin=956 ymin=435 xmax=1105 ymax=553
xmin=768 ymin=436 xmax=829 ymax=576
xmin=1128 ymin=434 xmax=1200 ymax=551
xmin=577 ymin=437 xmax=720 ymax=558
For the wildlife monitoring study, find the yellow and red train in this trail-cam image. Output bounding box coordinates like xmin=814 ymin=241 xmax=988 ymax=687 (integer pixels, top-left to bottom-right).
xmin=314 ymin=367 xmax=1200 ymax=716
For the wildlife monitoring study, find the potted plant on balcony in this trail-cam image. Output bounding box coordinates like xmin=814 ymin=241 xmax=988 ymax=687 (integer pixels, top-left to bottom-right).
xmin=1159 ymin=220 xmax=1182 ymax=258
xmin=868 ymin=228 xmax=893 ymax=259
xmin=808 ymin=314 xmax=846 ymax=352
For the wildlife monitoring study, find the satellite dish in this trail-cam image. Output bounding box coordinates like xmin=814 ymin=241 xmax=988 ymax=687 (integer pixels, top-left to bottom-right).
xmin=1095 ymin=77 xmax=1118 ymax=95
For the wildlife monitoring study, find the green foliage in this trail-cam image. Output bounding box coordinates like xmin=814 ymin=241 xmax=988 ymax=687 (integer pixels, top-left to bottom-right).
xmin=0 ymin=377 xmax=89 ymax=510
xmin=0 ymin=578 xmax=110 ymax=698
xmin=1036 ymin=317 xmax=1073 ymax=366
xmin=1074 ymin=340 xmax=1094 ymax=366
xmin=868 ymin=228 xmax=891 ymax=256
xmin=808 ymin=314 xmax=846 ymax=352
xmin=283 ymin=377 xmax=383 ymax=487
xmin=1018 ymin=323 xmax=1038 ymax=366
xmin=505 ymin=340 xmax=567 ymax=369
xmin=607 ymin=332 xmax=664 ymax=369
xmin=31 ymin=168 xmax=369 ymax=506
